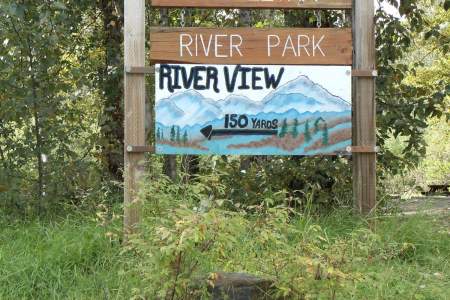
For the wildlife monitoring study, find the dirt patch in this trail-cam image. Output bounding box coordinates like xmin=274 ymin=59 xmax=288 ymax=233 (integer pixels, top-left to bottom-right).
xmin=398 ymin=196 xmax=450 ymax=215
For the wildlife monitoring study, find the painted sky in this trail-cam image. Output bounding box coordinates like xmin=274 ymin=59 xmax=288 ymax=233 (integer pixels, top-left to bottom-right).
xmin=156 ymin=65 xmax=352 ymax=103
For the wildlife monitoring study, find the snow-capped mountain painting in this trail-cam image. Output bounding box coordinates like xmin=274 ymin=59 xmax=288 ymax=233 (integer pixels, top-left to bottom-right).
xmin=155 ymin=64 xmax=352 ymax=156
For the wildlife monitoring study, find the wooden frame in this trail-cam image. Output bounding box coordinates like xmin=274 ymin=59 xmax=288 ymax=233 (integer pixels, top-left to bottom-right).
xmin=124 ymin=0 xmax=146 ymax=236
xmin=352 ymin=0 xmax=376 ymax=214
xmin=123 ymin=0 xmax=376 ymax=236
xmin=150 ymin=0 xmax=352 ymax=9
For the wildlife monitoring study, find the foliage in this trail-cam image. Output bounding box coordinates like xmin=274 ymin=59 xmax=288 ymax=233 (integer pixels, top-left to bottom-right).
xmin=0 ymin=1 xmax=105 ymax=216
xmin=0 ymin=215 xmax=132 ymax=299
xmin=1 ymin=0 xmax=449 ymax=217
xmin=189 ymin=156 xmax=352 ymax=211
xmin=420 ymin=116 xmax=450 ymax=184
xmin=1 ymin=184 xmax=449 ymax=299
xmin=382 ymin=114 xmax=450 ymax=197
xmin=377 ymin=0 xmax=450 ymax=171
xmin=119 ymin=177 xmax=450 ymax=299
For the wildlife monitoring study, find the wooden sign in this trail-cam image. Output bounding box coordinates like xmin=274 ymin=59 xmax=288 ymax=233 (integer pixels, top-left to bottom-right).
xmin=151 ymin=0 xmax=352 ymax=9
xmin=150 ymin=28 xmax=352 ymax=65
xmin=155 ymin=64 xmax=352 ymax=156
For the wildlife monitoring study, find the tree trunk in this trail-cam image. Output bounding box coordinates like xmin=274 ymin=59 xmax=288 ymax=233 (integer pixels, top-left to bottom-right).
xmin=181 ymin=9 xmax=200 ymax=182
xmin=99 ymin=0 xmax=125 ymax=181
xmin=160 ymin=8 xmax=178 ymax=181
xmin=238 ymin=9 xmax=254 ymax=172
xmin=29 ymin=54 xmax=44 ymax=211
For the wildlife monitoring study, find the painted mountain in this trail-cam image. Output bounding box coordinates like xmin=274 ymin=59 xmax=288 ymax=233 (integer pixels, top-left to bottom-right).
xmin=156 ymin=75 xmax=352 ymax=156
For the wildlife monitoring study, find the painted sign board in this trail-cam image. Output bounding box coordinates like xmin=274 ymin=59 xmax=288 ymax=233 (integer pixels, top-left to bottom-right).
xmin=150 ymin=28 xmax=352 ymax=65
xmin=151 ymin=0 xmax=352 ymax=9
xmin=155 ymin=64 xmax=352 ymax=156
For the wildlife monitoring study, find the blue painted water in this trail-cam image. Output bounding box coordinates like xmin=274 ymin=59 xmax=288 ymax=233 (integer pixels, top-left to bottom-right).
xmin=156 ymin=122 xmax=351 ymax=156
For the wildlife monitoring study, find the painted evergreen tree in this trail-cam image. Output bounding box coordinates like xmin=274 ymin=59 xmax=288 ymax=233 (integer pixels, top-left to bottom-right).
xmin=279 ymin=119 xmax=288 ymax=138
xmin=170 ymin=126 xmax=176 ymax=142
xmin=156 ymin=128 xmax=161 ymax=141
xmin=183 ymin=131 xmax=188 ymax=144
xmin=314 ymin=117 xmax=325 ymax=134
xmin=176 ymin=126 xmax=181 ymax=143
xmin=322 ymin=124 xmax=329 ymax=146
xmin=304 ymin=120 xmax=312 ymax=142
xmin=292 ymin=118 xmax=299 ymax=138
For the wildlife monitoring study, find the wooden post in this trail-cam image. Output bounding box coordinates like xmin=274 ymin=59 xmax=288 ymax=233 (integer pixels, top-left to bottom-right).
xmin=352 ymin=0 xmax=377 ymax=214
xmin=124 ymin=0 xmax=146 ymax=236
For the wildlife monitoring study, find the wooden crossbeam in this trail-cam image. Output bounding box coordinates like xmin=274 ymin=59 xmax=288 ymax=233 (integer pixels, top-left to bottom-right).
xmin=126 ymin=145 xmax=155 ymax=153
xmin=150 ymin=27 xmax=353 ymax=65
xmin=352 ymin=69 xmax=378 ymax=77
xmin=346 ymin=146 xmax=379 ymax=153
xmin=150 ymin=0 xmax=352 ymax=9
xmin=126 ymin=66 xmax=155 ymax=74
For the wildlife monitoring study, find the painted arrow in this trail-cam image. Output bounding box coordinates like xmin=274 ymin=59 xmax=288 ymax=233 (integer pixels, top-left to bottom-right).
xmin=200 ymin=125 xmax=278 ymax=140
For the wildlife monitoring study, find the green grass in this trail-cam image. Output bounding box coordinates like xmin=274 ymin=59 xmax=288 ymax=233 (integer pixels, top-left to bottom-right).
xmin=1 ymin=211 xmax=449 ymax=299
xmin=0 ymin=216 xmax=135 ymax=299
xmin=321 ymin=212 xmax=450 ymax=299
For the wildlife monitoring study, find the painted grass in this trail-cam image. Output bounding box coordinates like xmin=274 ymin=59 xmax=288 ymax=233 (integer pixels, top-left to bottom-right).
xmin=0 ymin=211 xmax=449 ymax=299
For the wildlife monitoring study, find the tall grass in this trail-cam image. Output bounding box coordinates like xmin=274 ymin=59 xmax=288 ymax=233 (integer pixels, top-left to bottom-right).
xmin=1 ymin=206 xmax=449 ymax=299
xmin=0 ymin=216 xmax=134 ymax=299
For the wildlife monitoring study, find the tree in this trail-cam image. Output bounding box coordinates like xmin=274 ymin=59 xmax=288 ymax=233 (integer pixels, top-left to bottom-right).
xmin=95 ymin=0 xmax=125 ymax=181
xmin=0 ymin=0 xmax=98 ymax=214
xmin=375 ymin=0 xmax=449 ymax=171
xmin=160 ymin=8 xmax=177 ymax=181
xmin=183 ymin=131 xmax=188 ymax=144
xmin=176 ymin=127 xmax=181 ymax=143
xmin=322 ymin=124 xmax=329 ymax=146
xmin=279 ymin=119 xmax=288 ymax=138
xmin=170 ymin=126 xmax=176 ymax=142
xmin=314 ymin=118 xmax=325 ymax=134
xmin=157 ymin=128 xmax=161 ymax=141
xmin=292 ymin=118 xmax=299 ymax=138
xmin=304 ymin=120 xmax=312 ymax=142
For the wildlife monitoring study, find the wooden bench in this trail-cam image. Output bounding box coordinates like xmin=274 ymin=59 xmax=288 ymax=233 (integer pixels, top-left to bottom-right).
xmin=425 ymin=184 xmax=450 ymax=196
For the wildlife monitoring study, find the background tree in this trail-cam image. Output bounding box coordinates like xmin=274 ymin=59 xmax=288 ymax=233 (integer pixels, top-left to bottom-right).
xmin=156 ymin=128 xmax=161 ymax=141
xmin=279 ymin=119 xmax=288 ymax=138
xmin=176 ymin=126 xmax=181 ymax=143
xmin=0 ymin=1 xmax=100 ymax=215
xmin=170 ymin=126 xmax=176 ymax=142
xmin=1 ymin=1 xmax=448 ymax=216
xmin=322 ymin=124 xmax=329 ymax=146
xmin=292 ymin=119 xmax=299 ymax=138
xmin=95 ymin=0 xmax=124 ymax=182
xmin=160 ymin=8 xmax=177 ymax=181
xmin=304 ymin=120 xmax=312 ymax=142
xmin=183 ymin=131 xmax=188 ymax=144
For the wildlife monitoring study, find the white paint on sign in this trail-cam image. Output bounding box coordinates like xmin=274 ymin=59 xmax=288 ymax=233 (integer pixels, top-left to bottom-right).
xmin=179 ymin=33 xmax=326 ymax=58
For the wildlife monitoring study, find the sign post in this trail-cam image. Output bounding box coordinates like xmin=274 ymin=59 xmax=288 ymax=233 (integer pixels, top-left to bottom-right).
xmin=124 ymin=0 xmax=146 ymax=236
xmin=352 ymin=0 xmax=377 ymax=214
xmin=123 ymin=0 xmax=377 ymax=237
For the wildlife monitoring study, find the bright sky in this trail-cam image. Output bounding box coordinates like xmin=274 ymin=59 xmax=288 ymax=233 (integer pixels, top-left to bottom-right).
xmin=377 ymin=0 xmax=401 ymax=18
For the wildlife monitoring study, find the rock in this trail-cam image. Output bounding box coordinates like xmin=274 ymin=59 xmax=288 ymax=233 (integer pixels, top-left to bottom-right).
xmin=207 ymin=272 xmax=275 ymax=300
